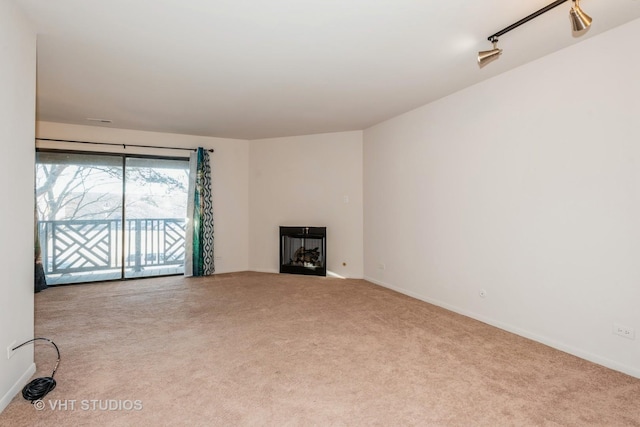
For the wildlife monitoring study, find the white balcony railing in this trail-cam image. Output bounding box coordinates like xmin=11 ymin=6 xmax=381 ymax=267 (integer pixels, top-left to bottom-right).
xmin=38 ymin=218 xmax=186 ymax=275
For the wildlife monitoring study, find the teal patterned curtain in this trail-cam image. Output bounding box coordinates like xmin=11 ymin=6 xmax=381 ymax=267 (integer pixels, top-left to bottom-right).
xmin=185 ymin=147 xmax=215 ymax=276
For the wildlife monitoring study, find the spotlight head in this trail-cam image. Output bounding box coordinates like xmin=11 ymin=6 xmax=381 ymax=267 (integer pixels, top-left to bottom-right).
xmin=570 ymin=0 xmax=592 ymax=32
xmin=478 ymin=39 xmax=502 ymax=66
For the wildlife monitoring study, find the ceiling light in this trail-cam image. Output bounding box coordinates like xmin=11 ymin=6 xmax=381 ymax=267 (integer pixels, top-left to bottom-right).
xmin=477 ymin=38 xmax=502 ymax=67
xmin=478 ymin=0 xmax=592 ymax=66
xmin=569 ymin=0 xmax=592 ymax=32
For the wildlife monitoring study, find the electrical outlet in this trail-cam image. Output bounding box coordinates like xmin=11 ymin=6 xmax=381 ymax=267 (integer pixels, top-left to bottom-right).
xmin=6 ymin=341 xmax=16 ymax=360
xmin=377 ymin=263 xmax=386 ymax=270
xmin=613 ymin=323 xmax=635 ymax=340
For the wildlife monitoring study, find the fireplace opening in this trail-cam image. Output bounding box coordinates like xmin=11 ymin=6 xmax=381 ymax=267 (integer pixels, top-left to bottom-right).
xmin=280 ymin=226 xmax=326 ymax=276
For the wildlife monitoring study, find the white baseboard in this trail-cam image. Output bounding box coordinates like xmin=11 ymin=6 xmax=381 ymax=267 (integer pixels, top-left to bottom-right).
xmin=364 ymin=276 xmax=640 ymax=380
xmin=0 ymin=363 xmax=36 ymax=414
xmin=252 ymin=268 xmax=279 ymax=274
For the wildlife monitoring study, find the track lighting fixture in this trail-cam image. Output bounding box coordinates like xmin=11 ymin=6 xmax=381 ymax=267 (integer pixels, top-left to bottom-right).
xmin=569 ymin=0 xmax=592 ymax=32
xmin=477 ymin=38 xmax=502 ymax=66
xmin=478 ymin=0 xmax=592 ymax=66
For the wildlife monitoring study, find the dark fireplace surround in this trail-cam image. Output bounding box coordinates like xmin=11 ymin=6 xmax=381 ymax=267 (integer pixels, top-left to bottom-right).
xmin=279 ymin=226 xmax=326 ymax=276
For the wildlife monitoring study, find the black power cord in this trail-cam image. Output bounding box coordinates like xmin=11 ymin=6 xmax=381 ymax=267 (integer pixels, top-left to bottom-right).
xmin=11 ymin=338 xmax=60 ymax=403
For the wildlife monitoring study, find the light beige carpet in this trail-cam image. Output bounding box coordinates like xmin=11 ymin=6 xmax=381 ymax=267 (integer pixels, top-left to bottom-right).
xmin=1 ymin=272 xmax=639 ymax=426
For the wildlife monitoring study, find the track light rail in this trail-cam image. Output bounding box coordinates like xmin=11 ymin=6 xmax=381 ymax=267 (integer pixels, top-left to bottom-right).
xmin=487 ymin=0 xmax=569 ymax=41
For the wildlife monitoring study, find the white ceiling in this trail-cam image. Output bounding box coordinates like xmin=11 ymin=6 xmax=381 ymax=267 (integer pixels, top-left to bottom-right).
xmin=14 ymin=0 xmax=640 ymax=140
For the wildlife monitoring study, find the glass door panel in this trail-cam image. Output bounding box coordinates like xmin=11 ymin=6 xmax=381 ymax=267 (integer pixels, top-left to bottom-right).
xmin=36 ymin=152 xmax=124 ymax=285
xmin=123 ymin=157 xmax=189 ymax=279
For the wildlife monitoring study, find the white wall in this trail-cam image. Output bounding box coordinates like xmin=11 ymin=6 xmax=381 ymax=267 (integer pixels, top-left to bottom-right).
xmin=36 ymin=122 xmax=250 ymax=274
xmin=0 ymin=0 xmax=37 ymax=413
xmin=364 ymin=18 xmax=640 ymax=378
xmin=249 ymin=131 xmax=363 ymax=278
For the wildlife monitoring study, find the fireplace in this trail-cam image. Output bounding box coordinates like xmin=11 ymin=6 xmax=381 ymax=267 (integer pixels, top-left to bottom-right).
xmin=280 ymin=226 xmax=326 ymax=276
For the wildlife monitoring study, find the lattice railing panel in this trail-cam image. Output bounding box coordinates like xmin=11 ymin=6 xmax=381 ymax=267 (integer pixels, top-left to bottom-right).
xmin=51 ymin=220 xmax=113 ymax=273
xmin=164 ymin=220 xmax=187 ymax=263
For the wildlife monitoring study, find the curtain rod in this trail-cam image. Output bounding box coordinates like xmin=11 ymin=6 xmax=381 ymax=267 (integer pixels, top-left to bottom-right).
xmin=35 ymin=138 xmax=214 ymax=153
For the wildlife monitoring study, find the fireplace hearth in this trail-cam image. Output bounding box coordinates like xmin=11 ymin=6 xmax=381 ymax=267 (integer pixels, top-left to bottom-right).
xmin=280 ymin=226 xmax=326 ymax=276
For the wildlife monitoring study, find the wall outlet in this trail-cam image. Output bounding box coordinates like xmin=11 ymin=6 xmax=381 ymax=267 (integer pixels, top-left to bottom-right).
xmin=613 ymin=323 xmax=635 ymax=340
xmin=6 ymin=341 xmax=16 ymax=360
xmin=377 ymin=263 xmax=386 ymax=270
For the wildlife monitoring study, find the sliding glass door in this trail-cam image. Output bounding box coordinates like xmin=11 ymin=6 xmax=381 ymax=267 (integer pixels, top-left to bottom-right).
xmin=36 ymin=151 xmax=189 ymax=285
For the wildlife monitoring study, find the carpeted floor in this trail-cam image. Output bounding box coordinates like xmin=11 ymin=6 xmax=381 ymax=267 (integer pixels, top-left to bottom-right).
xmin=1 ymin=272 xmax=639 ymax=426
